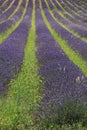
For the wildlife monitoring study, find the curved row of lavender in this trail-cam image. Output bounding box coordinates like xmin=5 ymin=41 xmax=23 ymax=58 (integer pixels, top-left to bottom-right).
xmin=54 ymin=0 xmax=87 ymax=24
xmin=64 ymin=0 xmax=87 ymax=16
xmin=0 ymin=4 xmax=32 ymax=94
xmin=47 ymin=0 xmax=87 ymax=38
xmin=44 ymin=9 xmax=87 ymax=61
xmin=59 ymin=0 xmax=87 ymax=21
xmin=0 ymin=0 xmax=23 ymax=33
xmin=34 ymin=7 xmax=87 ymax=123
xmin=0 ymin=0 xmax=19 ymax=20
xmin=0 ymin=0 xmax=15 ymax=11
xmin=53 ymin=11 xmax=87 ymax=38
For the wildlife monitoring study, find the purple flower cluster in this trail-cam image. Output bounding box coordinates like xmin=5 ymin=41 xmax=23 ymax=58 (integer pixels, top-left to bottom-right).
xmin=0 ymin=8 xmax=32 ymax=94
xmin=0 ymin=22 xmax=13 ymax=33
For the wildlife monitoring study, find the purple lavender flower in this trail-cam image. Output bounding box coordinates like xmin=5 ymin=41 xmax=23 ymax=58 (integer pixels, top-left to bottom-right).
xmin=0 ymin=8 xmax=32 ymax=94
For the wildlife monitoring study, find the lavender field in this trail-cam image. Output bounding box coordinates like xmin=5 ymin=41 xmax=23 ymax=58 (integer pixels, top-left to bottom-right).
xmin=0 ymin=0 xmax=87 ymax=129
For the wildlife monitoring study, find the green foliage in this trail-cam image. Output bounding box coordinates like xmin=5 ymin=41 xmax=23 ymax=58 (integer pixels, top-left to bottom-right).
xmin=34 ymin=101 xmax=87 ymax=130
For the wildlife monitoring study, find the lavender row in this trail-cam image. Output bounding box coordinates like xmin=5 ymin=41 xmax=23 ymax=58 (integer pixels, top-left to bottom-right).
xmin=65 ymin=0 xmax=87 ymax=14
xmin=1 ymin=0 xmax=14 ymax=11
xmin=61 ymin=0 xmax=87 ymax=20
xmin=53 ymin=11 xmax=87 ymax=38
xmin=54 ymin=0 xmax=87 ymax=23
xmin=57 ymin=0 xmax=87 ymax=22
xmin=64 ymin=0 xmax=87 ymax=16
xmin=0 ymin=0 xmax=24 ymax=33
xmin=35 ymin=8 xmax=87 ymax=121
xmin=54 ymin=0 xmax=85 ymax=25
xmin=0 ymin=0 xmax=19 ymax=20
xmin=0 ymin=7 xmax=32 ymax=94
xmin=52 ymin=0 xmax=87 ymax=29
xmin=0 ymin=0 xmax=21 ymax=20
xmin=0 ymin=8 xmax=15 ymax=22
xmin=44 ymin=9 xmax=87 ymax=60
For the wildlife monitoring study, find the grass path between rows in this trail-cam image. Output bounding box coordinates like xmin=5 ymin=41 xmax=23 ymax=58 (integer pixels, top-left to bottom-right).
xmin=45 ymin=0 xmax=87 ymax=42
xmin=0 ymin=0 xmax=43 ymax=129
xmin=40 ymin=0 xmax=87 ymax=77
xmin=0 ymin=0 xmax=28 ymax=44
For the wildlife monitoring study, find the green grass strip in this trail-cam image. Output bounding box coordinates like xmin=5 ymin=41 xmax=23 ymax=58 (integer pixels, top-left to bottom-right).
xmin=0 ymin=0 xmax=43 ymax=129
xmin=39 ymin=0 xmax=87 ymax=76
xmin=0 ymin=0 xmax=29 ymax=44
xmin=45 ymin=0 xmax=87 ymax=42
